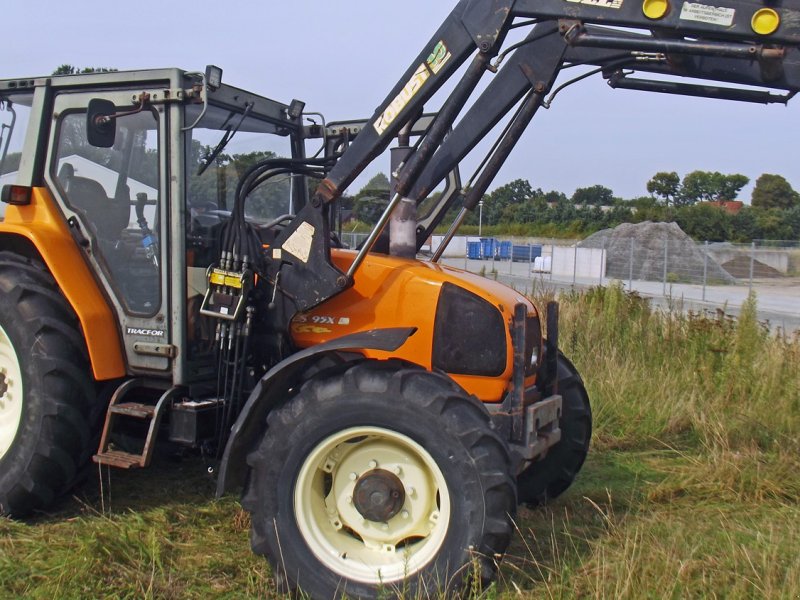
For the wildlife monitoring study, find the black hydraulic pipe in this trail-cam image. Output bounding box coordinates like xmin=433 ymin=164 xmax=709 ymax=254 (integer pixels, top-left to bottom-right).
xmin=570 ymin=31 xmax=764 ymax=60
xmin=463 ymin=89 xmax=544 ymax=212
xmin=608 ymin=74 xmax=791 ymax=104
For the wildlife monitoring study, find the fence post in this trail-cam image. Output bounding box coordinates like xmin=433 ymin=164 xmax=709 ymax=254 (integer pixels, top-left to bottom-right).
xmin=528 ymin=244 xmax=532 ymax=278
xmin=550 ymin=241 xmax=554 ymax=282
xmin=572 ymin=242 xmax=578 ymax=286
xmin=599 ymin=237 xmax=605 ymax=286
xmin=629 ymin=238 xmax=634 ymax=291
xmin=662 ymin=236 xmax=668 ymax=296
xmin=703 ymin=241 xmax=708 ymax=302
xmin=749 ymin=241 xmax=756 ymax=292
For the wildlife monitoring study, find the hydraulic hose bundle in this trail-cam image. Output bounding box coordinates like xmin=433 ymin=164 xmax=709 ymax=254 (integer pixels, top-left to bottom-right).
xmin=201 ymin=155 xmax=337 ymax=451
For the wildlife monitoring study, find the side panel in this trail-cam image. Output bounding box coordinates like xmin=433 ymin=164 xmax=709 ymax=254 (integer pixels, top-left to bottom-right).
xmin=0 ymin=188 xmax=125 ymax=380
xmin=290 ymin=249 xmax=535 ymax=402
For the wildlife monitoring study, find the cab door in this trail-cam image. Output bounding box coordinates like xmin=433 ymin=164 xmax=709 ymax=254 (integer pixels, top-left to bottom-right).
xmin=44 ymin=90 xmax=172 ymax=372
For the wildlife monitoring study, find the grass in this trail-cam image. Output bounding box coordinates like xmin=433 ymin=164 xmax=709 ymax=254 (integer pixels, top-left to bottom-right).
xmin=2 ymin=285 xmax=798 ymax=598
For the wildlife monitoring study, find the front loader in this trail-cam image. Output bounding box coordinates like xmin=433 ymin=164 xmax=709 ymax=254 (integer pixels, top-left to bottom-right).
xmin=2 ymin=0 xmax=800 ymax=597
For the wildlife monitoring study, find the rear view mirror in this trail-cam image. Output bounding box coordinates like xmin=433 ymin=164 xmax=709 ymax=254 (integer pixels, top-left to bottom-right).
xmin=86 ymin=99 xmax=117 ymax=147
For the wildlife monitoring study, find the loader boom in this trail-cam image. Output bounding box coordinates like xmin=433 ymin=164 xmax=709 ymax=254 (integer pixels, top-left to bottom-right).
xmin=270 ymin=0 xmax=800 ymax=320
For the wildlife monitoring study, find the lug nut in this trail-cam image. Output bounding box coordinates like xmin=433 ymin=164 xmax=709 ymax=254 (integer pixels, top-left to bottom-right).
xmin=349 ymin=472 xmax=358 ymax=481
xmin=368 ymin=460 xmax=378 ymax=469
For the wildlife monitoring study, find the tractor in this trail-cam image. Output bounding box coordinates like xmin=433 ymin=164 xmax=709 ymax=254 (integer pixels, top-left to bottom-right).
xmin=2 ymin=0 xmax=798 ymax=597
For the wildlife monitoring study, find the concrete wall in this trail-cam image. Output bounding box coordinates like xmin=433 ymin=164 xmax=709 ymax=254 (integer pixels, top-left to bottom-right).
xmin=551 ymin=246 xmax=607 ymax=279
xmin=707 ymin=247 xmax=790 ymax=274
xmin=424 ymin=235 xmax=475 ymax=258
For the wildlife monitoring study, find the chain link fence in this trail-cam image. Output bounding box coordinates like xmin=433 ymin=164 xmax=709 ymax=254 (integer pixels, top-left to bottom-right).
xmin=338 ymin=231 xmax=800 ymax=331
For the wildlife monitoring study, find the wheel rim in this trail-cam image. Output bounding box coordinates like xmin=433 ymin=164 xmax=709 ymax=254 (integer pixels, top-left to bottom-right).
xmin=0 ymin=323 xmax=23 ymax=460
xmin=294 ymin=426 xmax=451 ymax=584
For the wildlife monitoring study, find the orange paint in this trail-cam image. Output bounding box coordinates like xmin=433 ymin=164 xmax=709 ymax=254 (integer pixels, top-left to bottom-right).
xmin=0 ymin=188 xmax=125 ymax=380
xmin=291 ymin=249 xmax=538 ymax=403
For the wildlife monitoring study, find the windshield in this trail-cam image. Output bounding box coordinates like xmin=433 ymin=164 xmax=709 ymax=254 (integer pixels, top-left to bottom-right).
xmin=185 ymin=102 xmax=295 ymax=222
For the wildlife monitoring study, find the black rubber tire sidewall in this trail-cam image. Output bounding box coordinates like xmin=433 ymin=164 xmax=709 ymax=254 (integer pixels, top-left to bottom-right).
xmin=0 ymin=255 xmax=95 ymax=516
xmin=244 ymin=363 xmax=515 ymax=599
xmin=517 ymin=353 xmax=592 ymax=506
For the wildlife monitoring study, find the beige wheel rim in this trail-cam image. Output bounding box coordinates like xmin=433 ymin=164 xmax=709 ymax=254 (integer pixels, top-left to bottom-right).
xmin=0 ymin=323 xmax=23 ymax=460
xmin=294 ymin=426 xmax=451 ymax=584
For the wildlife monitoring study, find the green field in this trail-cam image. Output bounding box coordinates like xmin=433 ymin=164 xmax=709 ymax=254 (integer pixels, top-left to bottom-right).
xmin=2 ymin=286 xmax=798 ymax=599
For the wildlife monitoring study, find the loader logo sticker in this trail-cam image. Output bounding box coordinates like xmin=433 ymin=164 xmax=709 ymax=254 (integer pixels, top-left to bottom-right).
xmin=126 ymin=327 xmax=165 ymax=338
xmin=374 ymin=41 xmax=452 ymax=136
xmin=565 ymin=0 xmax=623 ymax=9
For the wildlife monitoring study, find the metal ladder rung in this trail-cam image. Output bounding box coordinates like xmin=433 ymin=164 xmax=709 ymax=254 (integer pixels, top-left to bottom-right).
xmin=108 ymin=402 xmax=157 ymax=418
xmin=93 ymin=449 xmax=145 ymax=469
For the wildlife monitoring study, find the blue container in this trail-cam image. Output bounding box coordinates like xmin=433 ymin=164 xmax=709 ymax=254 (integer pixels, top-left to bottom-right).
xmin=498 ymin=241 xmax=512 ymax=260
xmin=512 ymin=244 xmax=543 ymax=262
xmin=467 ymin=241 xmax=481 ymax=260
xmin=480 ymin=237 xmax=498 ymax=260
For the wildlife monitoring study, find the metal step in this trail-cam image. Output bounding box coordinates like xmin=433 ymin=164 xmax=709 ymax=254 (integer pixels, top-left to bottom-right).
xmin=93 ymin=449 xmax=145 ymax=469
xmin=93 ymin=380 xmax=183 ymax=470
xmin=109 ymin=402 xmax=157 ymax=418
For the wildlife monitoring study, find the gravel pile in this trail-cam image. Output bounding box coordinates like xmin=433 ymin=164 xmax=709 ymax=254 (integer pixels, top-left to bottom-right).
xmin=580 ymin=221 xmax=736 ymax=284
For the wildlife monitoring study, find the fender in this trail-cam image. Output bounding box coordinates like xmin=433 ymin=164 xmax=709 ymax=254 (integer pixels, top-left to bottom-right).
xmin=215 ymin=327 xmax=417 ymax=497
xmin=0 ymin=188 xmax=125 ymax=380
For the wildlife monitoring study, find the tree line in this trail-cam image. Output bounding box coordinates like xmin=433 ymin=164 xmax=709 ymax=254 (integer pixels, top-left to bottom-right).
xmin=346 ymin=170 xmax=800 ymax=242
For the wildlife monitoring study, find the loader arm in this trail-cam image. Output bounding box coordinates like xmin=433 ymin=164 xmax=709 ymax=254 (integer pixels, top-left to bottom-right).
xmin=269 ymin=0 xmax=800 ymax=318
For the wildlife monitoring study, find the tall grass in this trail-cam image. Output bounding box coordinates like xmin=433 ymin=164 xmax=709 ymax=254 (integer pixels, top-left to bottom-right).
xmin=494 ymin=285 xmax=800 ymax=599
xmin=1 ymin=285 xmax=798 ymax=599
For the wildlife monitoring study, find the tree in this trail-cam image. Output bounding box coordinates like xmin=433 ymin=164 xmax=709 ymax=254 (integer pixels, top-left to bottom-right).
xmin=646 ymin=172 xmax=680 ymax=205
xmin=751 ymin=173 xmax=800 ymax=210
xmin=52 ymin=65 xmax=117 ymax=76
xmin=571 ymin=184 xmax=614 ymax=206
xmin=679 ymin=171 xmax=748 ymax=205
xmin=482 ymin=178 xmax=535 ymax=225
xmin=675 ymin=203 xmax=732 ymax=241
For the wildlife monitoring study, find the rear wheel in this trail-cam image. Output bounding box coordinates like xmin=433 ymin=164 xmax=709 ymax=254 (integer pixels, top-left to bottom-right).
xmin=517 ymin=353 xmax=591 ymax=505
xmin=243 ymin=361 xmax=516 ymax=599
xmin=0 ymin=253 xmax=96 ymax=517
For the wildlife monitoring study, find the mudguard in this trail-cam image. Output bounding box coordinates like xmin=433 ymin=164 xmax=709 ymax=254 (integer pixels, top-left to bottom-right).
xmin=215 ymin=327 xmax=416 ymax=496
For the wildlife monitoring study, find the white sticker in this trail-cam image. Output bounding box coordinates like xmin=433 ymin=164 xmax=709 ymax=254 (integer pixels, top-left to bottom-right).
xmin=680 ymin=2 xmax=735 ymax=27
xmin=283 ymin=221 xmax=315 ymax=264
xmin=272 ymin=248 xmax=282 ymax=260
xmin=566 ymin=0 xmax=624 ymax=9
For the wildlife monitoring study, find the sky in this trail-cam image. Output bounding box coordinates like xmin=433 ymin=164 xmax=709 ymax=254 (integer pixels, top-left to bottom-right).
xmin=4 ymin=0 xmax=799 ymax=202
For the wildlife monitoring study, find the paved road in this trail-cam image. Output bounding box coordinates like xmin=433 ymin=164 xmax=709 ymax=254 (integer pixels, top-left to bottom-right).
xmin=441 ymin=257 xmax=800 ymax=333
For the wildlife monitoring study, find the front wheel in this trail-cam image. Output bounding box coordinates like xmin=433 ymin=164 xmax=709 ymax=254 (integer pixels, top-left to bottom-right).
xmin=517 ymin=353 xmax=591 ymax=505
xmin=243 ymin=361 xmax=516 ymax=599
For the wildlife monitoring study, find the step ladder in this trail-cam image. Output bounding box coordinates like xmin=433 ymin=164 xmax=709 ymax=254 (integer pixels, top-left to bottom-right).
xmin=93 ymin=379 xmax=182 ymax=469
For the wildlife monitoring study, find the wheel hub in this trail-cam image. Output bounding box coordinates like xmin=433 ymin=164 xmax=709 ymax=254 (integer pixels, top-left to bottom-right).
xmin=353 ymin=469 xmax=406 ymax=522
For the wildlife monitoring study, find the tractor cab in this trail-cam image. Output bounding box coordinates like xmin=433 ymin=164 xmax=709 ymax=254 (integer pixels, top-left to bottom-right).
xmin=1 ymin=68 xmax=307 ymax=383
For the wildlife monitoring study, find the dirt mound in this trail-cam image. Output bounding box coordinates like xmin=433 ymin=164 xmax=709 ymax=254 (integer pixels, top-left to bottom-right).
xmin=581 ymin=221 xmax=735 ymax=284
xmin=722 ymin=256 xmax=783 ymax=278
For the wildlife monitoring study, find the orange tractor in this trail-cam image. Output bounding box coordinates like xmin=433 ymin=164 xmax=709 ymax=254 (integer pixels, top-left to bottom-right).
xmin=1 ymin=0 xmax=797 ymax=596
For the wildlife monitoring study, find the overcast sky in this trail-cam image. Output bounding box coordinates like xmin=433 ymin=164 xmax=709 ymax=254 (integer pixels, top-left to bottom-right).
xmin=5 ymin=0 xmax=799 ymax=202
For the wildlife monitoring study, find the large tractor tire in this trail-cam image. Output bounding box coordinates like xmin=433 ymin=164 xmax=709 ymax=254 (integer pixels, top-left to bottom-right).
xmin=517 ymin=353 xmax=592 ymax=506
xmin=243 ymin=361 xmax=516 ymax=599
xmin=0 ymin=252 xmax=96 ymax=517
